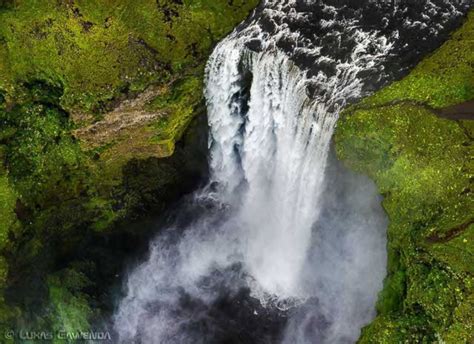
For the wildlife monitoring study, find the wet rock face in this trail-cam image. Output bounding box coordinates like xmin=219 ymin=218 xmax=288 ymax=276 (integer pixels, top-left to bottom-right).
xmin=240 ymin=0 xmax=470 ymax=96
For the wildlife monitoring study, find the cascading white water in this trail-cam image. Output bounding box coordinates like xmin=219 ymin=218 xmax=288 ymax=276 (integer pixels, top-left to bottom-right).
xmin=204 ymin=16 xmax=392 ymax=302
xmin=113 ymin=1 xmax=469 ymax=343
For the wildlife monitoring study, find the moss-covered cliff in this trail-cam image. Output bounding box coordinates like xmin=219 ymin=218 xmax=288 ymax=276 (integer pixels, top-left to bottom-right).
xmin=336 ymin=11 xmax=473 ymax=344
xmin=0 ymin=0 xmax=258 ymax=338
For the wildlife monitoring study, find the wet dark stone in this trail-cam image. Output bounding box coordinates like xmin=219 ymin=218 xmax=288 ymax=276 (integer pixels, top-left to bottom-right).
xmin=237 ymin=0 xmax=470 ymax=102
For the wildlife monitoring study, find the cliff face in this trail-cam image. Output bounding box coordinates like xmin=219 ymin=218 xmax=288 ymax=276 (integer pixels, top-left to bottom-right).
xmin=0 ymin=0 xmax=258 ymax=336
xmin=1 ymin=0 xmax=472 ymax=340
xmin=336 ymin=11 xmax=473 ymax=343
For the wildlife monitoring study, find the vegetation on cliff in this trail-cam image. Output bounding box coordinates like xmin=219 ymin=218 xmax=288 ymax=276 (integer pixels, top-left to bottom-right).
xmin=0 ymin=0 xmax=257 ymax=339
xmin=336 ymin=11 xmax=473 ymax=344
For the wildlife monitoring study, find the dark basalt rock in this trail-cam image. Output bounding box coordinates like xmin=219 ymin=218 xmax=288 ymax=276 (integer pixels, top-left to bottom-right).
xmin=237 ymin=0 xmax=470 ymax=100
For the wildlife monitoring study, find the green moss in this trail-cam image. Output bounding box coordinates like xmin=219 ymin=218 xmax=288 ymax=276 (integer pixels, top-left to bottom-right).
xmin=428 ymin=224 xmax=474 ymax=274
xmin=47 ymin=269 xmax=93 ymax=343
xmin=336 ymin=11 xmax=474 ymax=343
xmin=360 ymin=11 xmax=474 ymax=109
xmin=337 ymin=105 xmax=473 ymax=344
xmin=376 ymin=269 xmax=406 ymax=314
xmin=0 ymin=174 xmax=17 ymax=249
xmin=149 ymin=76 xmax=202 ymax=143
xmin=0 ymin=172 xmax=18 ymax=331
xmin=0 ymin=0 xmax=257 ymax=113
xmin=359 ymin=314 xmax=433 ymax=344
xmin=0 ymin=168 xmax=19 ymax=337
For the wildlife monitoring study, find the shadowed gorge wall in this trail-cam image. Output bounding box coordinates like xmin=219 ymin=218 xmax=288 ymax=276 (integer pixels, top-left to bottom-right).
xmin=0 ymin=0 xmax=258 ymax=337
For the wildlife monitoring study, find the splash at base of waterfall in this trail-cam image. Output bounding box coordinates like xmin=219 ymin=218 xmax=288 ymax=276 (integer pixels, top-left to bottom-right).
xmin=113 ymin=148 xmax=388 ymax=344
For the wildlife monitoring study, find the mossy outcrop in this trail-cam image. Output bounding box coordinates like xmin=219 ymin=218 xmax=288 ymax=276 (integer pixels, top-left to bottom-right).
xmin=0 ymin=0 xmax=258 ymax=338
xmin=336 ymin=11 xmax=473 ymax=344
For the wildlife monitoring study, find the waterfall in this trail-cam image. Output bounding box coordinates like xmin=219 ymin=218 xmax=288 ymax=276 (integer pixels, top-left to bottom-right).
xmin=204 ymin=32 xmax=391 ymax=302
xmin=113 ymin=1 xmax=469 ymax=343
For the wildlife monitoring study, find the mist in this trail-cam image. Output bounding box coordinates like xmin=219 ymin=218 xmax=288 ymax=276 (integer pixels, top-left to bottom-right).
xmin=282 ymin=147 xmax=387 ymax=344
